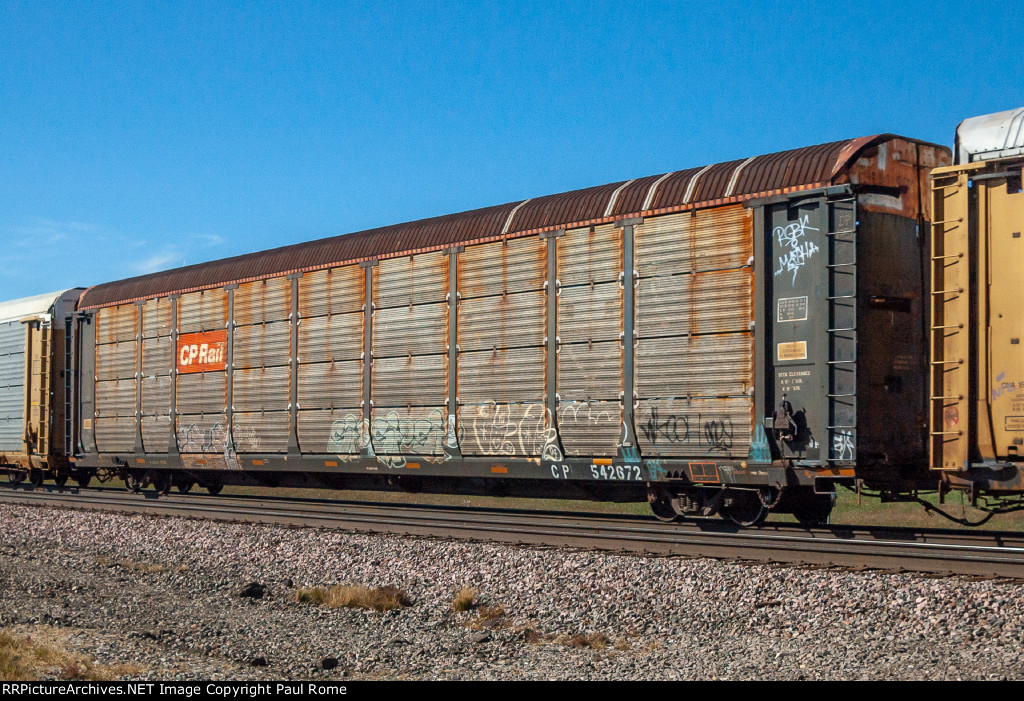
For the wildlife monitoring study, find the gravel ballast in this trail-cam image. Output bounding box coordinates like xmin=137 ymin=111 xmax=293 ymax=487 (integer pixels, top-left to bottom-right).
xmin=1 ymin=503 xmax=1023 ymax=680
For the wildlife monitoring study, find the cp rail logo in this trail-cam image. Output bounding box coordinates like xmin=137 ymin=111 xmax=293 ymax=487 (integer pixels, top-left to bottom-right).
xmin=176 ymin=330 xmax=228 ymax=373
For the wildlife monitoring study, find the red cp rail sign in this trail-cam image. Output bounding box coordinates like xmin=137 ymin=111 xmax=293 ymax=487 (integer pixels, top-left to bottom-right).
xmin=176 ymin=330 xmax=228 ymax=373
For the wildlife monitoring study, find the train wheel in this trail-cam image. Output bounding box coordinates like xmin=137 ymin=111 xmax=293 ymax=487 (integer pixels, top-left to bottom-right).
xmin=151 ymin=472 xmax=171 ymax=495
xmin=125 ymin=471 xmax=143 ymax=493
xmin=648 ymin=489 xmax=680 ymax=522
xmin=175 ymin=478 xmax=194 ymax=494
xmin=721 ymin=492 xmax=767 ymax=527
xmin=76 ymin=473 xmax=91 ymax=489
xmin=29 ymin=469 xmax=44 ymax=488
xmin=791 ymin=493 xmax=834 ymax=527
xmin=54 ymin=471 xmax=68 ymax=488
xmin=7 ymin=470 xmax=25 ymax=486
xmin=205 ymin=483 xmax=223 ymax=496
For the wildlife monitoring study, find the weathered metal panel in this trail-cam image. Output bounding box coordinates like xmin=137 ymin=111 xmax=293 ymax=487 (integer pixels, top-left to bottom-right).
xmin=141 ymin=415 xmax=171 ymax=453
xmin=233 ymin=321 xmax=291 ymax=369
xmin=234 ymin=277 xmax=291 ymax=325
xmin=636 ymin=269 xmax=751 ymax=338
xmin=96 ymin=304 xmax=138 ymax=345
xmin=95 ymin=341 xmax=137 ymax=380
xmin=557 ymin=341 xmax=622 ymax=402
xmin=556 ymin=400 xmax=621 ymax=457
xmin=635 ymin=212 xmax=692 ymax=278
xmin=635 ymin=207 xmax=752 ymax=276
xmin=372 ymin=303 xmax=447 ymax=357
xmin=458 ymin=348 xmax=545 ymax=404
xmin=141 ymin=297 xmax=173 ymax=338
xmin=232 ymin=366 xmax=289 ymax=412
xmin=297 ymin=361 xmax=362 ymax=409
xmin=176 ymin=413 xmax=228 ymax=453
xmin=298 ymin=265 xmax=365 ymax=318
xmin=298 ymin=312 xmax=363 ymax=363
xmin=458 ymin=292 xmax=544 ymax=351
xmin=557 ymin=283 xmax=621 ymax=343
xmin=635 ymin=396 xmax=752 ymax=458
xmin=373 ymin=252 xmax=448 ymax=309
xmin=94 ymin=417 xmax=136 ymax=452
xmin=178 ymin=289 xmax=227 ymax=333
xmin=141 ymin=336 xmax=172 ymax=377
xmin=458 ymin=237 xmax=546 ymax=298
xmin=94 ymin=379 xmax=136 ymax=417
xmin=233 ymin=411 xmax=289 ymax=453
xmin=141 ymin=375 xmax=171 ymax=416
xmin=460 ymin=402 xmax=550 ymax=456
xmin=558 ymin=224 xmax=621 ymax=286
xmin=176 ymin=371 xmax=226 ymax=414
xmin=371 ymin=355 xmax=447 ymax=406
xmin=0 ymin=321 xmax=25 ymax=452
xmin=956 ymin=106 xmax=1024 ymax=163
xmin=298 ymin=408 xmax=365 ymax=454
xmin=635 ymin=334 xmax=752 ymax=398
xmin=370 ymin=406 xmax=446 ymax=456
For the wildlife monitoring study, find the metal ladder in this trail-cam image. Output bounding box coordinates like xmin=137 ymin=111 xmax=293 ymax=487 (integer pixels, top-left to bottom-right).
xmin=825 ymin=196 xmax=858 ymax=463
xmin=929 ymin=170 xmax=970 ymax=470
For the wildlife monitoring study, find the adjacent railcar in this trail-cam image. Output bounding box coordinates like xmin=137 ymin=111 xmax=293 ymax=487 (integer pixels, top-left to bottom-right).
xmin=65 ymin=134 xmax=951 ymax=524
xmin=0 ymin=289 xmax=83 ymax=485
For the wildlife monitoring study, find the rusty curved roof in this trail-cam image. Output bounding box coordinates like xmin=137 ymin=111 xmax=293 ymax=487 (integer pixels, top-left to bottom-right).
xmin=79 ymin=134 xmax=920 ymax=309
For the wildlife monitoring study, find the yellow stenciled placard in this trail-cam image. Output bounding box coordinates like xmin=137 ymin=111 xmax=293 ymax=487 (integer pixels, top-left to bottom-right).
xmin=777 ymin=341 xmax=807 ymax=362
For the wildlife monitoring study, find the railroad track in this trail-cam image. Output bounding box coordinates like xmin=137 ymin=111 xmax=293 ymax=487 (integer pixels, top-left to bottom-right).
xmin=3 ymin=485 xmax=1024 ymax=579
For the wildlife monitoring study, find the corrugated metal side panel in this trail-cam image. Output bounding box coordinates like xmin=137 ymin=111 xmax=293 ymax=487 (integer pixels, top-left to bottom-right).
xmin=557 ymin=283 xmax=621 ymax=343
xmin=458 ymin=348 xmax=545 ymax=404
xmin=298 ymin=408 xmax=364 ymax=454
xmin=297 ymin=361 xmax=362 ymax=409
xmin=299 ymin=313 xmax=363 ymax=363
xmin=0 ymin=321 xmax=25 ymax=451
xmin=233 ymin=411 xmax=289 ymax=453
xmin=94 ymin=379 xmax=136 ymax=417
xmin=635 ymin=334 xmax=752 ymax=397
xmin=692 ymin=207 xmax=751 ymax=271
xmin=142 ymin=297 xmax=172 ymax=338
xmin=460 ymin=402 xmax=550 ymax=457
xmin=458 ymin=292 xmax=544 ymax=351
xmin=233 ymin=321 xmax=291 ymax=369
xmin=141 ymin=375 xmax=171 ymax=416
xmin=635 ymin=213 xmax=692 ymax=278
xmin=141 ymin=337 xmax=172 ymax=376
xmin=141 ymin=415 xmax=171 ymax=453
xmin=557 ymin=401 xmax=621 ymax=457
xmin=372 ymin=355 xmax=447 ymax=406
xmin=176 ymin=371 xmax=226 ymax=414
xmin=372 ymin=303 xmax=447 ymax=357
xmin=234 ymin=277 xmax=291 ymax=325
xmin=95 ymin=341 xmax=137 ymax=380
xmin=636 ymin=397 xmax=752 ymax=458
xmin=95 ymin=417 xmax=135 ymax=452
xmin=178 ymin=289 xmax=227 ymax=333
xmin=636 ymin=269 xmax=751 ymax=338
xmin=96 ymin=305 xmax=137 ymax=345
xmin=233 ymin=366 xmax=289 ymax=411
xmin=176 ymin=414 xmax=228 ymax=453
xmin=558 ymin=224 xmax=621 ymax=286
xmin=557 ymin=341 xmax=622 ymax=402
xmin=373 ymin=252 xmax=448 ymax=309
xmin=371 ymin=406 xmax=446 ymax=455
xmin=458 ymin=237 xmax=545 ymax=298
xmin=298 ymin=265 xmax=365 ymax=318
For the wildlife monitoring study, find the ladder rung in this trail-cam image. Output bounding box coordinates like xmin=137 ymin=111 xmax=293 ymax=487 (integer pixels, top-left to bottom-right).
xmin=931 ymin=288 xmax=963 ymax=295
xmin=932 ymin=218 xmax=963 ymax=226
xmin=828 ymin=327 xmax=856 ymax=332
xmin=828 ymin=425 xmax=856 ymax=429
xmin=930 ymin=359 xmax=962 ymax=365
xmin=827 ymin=294 xmax=855 ymax=300
xmin=930 ymin=431 xmax=963 ymax=436
xmin=826 ymin=262 xmax=856 ymax=268
xmin=931 ymin=253 xmax=963 ymax=260
xmin=827 ymin=393 xmax=856 ymax=398
xmin=931 ymin=324 xmax=962 ymax=330
xmin=827 ymin=359 xmax=856 ymax=365
xmin=931 ymin=396 xmax=963 ymax=400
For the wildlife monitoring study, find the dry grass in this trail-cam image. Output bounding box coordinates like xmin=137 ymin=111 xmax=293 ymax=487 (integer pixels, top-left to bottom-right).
xmin=452 ymin=587 xmax=478 ymax=612
xmin=564 ymin=633 xmax=611 ymax=650
xmin=465 ymin=605 xmax=506 ymax=630
xmin=294 ymin=585 xmax=412 ymax=612
xmin=0 ymin=628 xmax=143 ymax=681
xmin=97 ymin=556 xmax=167 ymax=574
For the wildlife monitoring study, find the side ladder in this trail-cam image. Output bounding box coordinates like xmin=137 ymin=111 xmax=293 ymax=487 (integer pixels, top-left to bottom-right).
xmin=826 ymin=196 xmax=857 ymax=463
xmin=929 ymin=169 xmax=970 ymax=470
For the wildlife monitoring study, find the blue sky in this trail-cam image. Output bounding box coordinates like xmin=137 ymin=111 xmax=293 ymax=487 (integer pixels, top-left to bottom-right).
xmin=1 ymin=1 xmax=1021 ymax=300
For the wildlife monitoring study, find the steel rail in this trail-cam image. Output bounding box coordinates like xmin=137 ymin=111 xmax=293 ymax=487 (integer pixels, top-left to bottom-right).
xmin=2 ymin=485 xmax=1024 ymax=578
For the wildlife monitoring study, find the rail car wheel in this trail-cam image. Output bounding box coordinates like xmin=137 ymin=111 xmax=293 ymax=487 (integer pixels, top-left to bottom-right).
xmin=720 ymin=492 xmax=767 ymax=527
xmin=791 ymin=493 xmax=834 ymax=527
xmin=7 ymin=470 xmax=25 ymax=486
xmin=76 ymin=473 xmax=91 ymax=489
xmin=124 ymin=471 xmax=143 ymax=493
xmin=29 ymin=469 xmax=44 ymax=488
xmin=205 ymin=483 xmax=223 ymax=496
xmin=54 ymin=471 xmax=68 ymax=488
xmin=174 ymin=477 xmax=194 ymax=494
xmin=151 ymin=472 xmax=171 ymax=495
xmin=648 ymin=489 xmax=680 ymax=522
